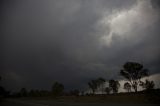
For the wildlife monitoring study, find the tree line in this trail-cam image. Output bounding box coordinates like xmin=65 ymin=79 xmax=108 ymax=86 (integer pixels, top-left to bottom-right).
xmin=88 ymin=62 xmax=155 ymax=94
xmin=10 ymin=82 xmax=81 ymax=97
xmin=0 ymin=61 xmax=157 ymax=98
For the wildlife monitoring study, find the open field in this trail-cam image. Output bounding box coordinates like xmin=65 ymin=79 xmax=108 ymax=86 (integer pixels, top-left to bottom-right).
xmin=1 ymin=94 xmax=160 ymax=106
xmin=0 ymin=99 xmax=159 ymax=106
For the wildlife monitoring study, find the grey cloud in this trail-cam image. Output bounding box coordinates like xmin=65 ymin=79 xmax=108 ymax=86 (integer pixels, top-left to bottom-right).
xmin=0 ymin=0 xmax=159 ymax=91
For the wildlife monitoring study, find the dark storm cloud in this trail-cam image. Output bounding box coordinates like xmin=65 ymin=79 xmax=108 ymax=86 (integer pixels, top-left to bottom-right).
xmin=151 ymin=0 xmax=160 ymax=9
xmin=0 ymin=0 xmax=160 ymax=91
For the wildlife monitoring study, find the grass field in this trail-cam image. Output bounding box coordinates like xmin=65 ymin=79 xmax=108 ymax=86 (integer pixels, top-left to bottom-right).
xmin=7 ymin=93 xmax=160 ymax=104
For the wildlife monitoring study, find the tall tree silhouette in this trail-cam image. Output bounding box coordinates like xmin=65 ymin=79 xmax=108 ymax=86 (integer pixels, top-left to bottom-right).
xmin=124 ymin=82 xmax=131 ymax=92
xmin=88 ymin=80 xmax=97 ymax=94
xmin=120 ymin=62 xmax=148 ymax=92
xmin=109 ymin=79 xmax=120 ymax=93
xmin=97 ymin=77 xmax=106 ymax=94
xmin=0 ymin=76 xmax=8 ymax=97
xmin=0 ymin=76 xmax=5 ymax=97
xmin=52 ymin=82 xmax=64 ymax=96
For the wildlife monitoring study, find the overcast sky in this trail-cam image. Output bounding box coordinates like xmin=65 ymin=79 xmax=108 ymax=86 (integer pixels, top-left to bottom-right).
xmin=0 ymin=0 xmax=160 ymax=92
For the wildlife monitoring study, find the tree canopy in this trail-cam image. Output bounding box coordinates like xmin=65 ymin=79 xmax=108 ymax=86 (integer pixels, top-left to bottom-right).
xmin=109 ymin=79 xmax=120 ymax=93
xmin=120 ymin=62 xmax=148 ymax=92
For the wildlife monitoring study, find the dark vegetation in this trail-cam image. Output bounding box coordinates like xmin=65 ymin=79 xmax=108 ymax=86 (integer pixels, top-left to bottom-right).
xmin=0 ymin=61 xmax=160 ymax=103
xmin=120 ymin=62 xmax=148 ymax=92
xmin=0 ymin=76 xmax=10 ymax=98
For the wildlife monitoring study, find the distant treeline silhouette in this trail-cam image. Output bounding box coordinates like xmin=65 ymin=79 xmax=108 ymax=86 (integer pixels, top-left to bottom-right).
xmin=0 ymin=61 xmax=159 ymax=98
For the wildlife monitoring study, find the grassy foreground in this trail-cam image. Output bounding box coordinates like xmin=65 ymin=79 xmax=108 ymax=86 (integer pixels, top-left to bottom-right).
xmin=7 ymin=93 xmax=160 ymax=104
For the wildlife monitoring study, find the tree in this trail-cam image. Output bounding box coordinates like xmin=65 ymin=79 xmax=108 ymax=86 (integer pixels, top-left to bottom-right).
xmin=52 ymin=82 xmax=64 ymax=96
xmin=88 ymin=80 xmax=97 ymax=94
xmin=124 ymin=82 xmax=131 ymax=92
xmin=105 ymin=87 xmax=111 ymax=94
xmin=20 ymin=88 xmax=28 ymax=97
xmin=109 ymin=80 xmax=120 ymax=93
xmin=0 ymin=86 xmax=6 ymax=97
xmin=140 ymin=79 xmax=155 ymax=91
xmin=120 ymin=62 xmax=148 ymax=92
xmin=0 ymin=76 xmax=4 ymax=96
xmin=97 ymin=77 xmax=106 ymax=94
xmin=0 ymin=76 xmax=10 ymax=97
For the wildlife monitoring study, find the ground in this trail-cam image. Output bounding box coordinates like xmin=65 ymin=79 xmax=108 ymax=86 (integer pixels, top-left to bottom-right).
xmin=0 ymin=94 xmax=160 ymax=106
